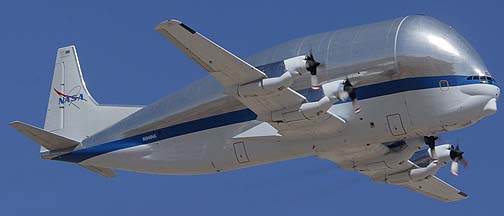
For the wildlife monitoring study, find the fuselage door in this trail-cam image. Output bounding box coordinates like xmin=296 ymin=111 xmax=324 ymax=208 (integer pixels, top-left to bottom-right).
xmin=233 ymin=142 xmax=250 ymax=163
xmin=386 ymin=114 xmax=407 ymax=136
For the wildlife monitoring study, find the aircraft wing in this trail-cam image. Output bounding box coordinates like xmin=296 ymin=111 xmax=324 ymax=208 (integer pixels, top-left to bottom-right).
xmin=156 ymin=20 xmax=307 ymax=116
xmin=156 ymin=20 xmax=266 ymax=87
xmin=367 ymin=161 xmax=469 ymax=202
xmin=325 ymin=149 xmax=468 ymax=202
xmin=400 ymin=175 xmax=468 ymax=202
xmin=368 ymin=161 xmax=468 ymax=202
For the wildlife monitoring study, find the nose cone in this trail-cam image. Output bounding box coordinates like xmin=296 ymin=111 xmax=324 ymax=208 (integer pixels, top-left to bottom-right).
xmin=396 ymin=16 xmax=491 ymax=78
xmin=483 ymin=85 xmax=500 ymax=117
xmin=459 ymin=83 xmax=499 ymax=119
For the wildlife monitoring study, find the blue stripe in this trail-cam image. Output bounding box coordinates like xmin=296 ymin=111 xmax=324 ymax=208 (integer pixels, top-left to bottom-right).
xmin=54 ymin=75 xmax=496 ymax=163
xmin=54 ymin=109 xmax=257 ymax=163
xmin=301 ymin=75 xmax=497 ymax=102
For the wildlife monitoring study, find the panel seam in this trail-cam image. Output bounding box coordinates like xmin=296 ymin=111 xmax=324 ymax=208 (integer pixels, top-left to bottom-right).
xmin=394 ymin=16 xmax=409 ymax=75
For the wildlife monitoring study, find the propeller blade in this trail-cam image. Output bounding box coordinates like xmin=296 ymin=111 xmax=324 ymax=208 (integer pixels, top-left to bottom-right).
xmin=305 ymin=52 xmax=321 ymax=89
xmin=343 ymin=80 xmax=357 ymax=100
xmin=424 ymin=136 xmax=438 ymax=159
xmin=460 ymin=158 xmax=469 ymax=168
xmin=451 ymin=160 xmax=459 ymax=176
xmin=311 ymin=76 xmax=320 ymax=90
xmin=305 ymin=53 xmax=319 ymax=75
xmin=454 ymin=141 xmax=469 ymax=168
xmin=430 ymin=147 xmax=437 ymax=160
xmin=448 ymin=143 xmax=467 ymax=175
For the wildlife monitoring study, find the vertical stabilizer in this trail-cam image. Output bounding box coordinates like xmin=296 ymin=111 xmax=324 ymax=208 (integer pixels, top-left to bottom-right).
xmin=44 ymin=46 xmax=142 ymax=145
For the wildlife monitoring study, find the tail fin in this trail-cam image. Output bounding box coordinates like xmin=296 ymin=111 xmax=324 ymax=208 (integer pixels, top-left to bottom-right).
xmin=44 ymin=45 xmax=142 ymax=143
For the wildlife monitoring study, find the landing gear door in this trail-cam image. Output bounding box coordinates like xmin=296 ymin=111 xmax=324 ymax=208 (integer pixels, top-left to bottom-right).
xmin=387 ymin=114 xmax=407 ymax=136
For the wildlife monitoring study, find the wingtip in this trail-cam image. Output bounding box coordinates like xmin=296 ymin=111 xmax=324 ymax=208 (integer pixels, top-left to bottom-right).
xmin=156 ymin=20 xmax=197 ymax=34
xmin=57 ymin=45 xmax=77 ymax=52
xmin=168 ymin=19 xmax=182 ymax=24
xmin=155 ymin=19 xmax=182 ymax=30
xmin=458 ymin=191 xmax=469 ymax=198
xmin=8 ymin=121 xmax=22 ymax=127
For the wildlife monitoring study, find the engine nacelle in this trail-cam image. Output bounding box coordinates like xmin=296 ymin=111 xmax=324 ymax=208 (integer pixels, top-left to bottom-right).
xmin=236 ymin=55 xmax=312 ymax=97
xmin=322 ymin=80 xmax=350 ymax=101
xmin=269 ymin=96 xmax=333 ymax=122
xmin=237 ymin=71 xmax=300 ymax=97
xmin=373 ymin=144 xmax=454 ymax=184
xmin=264 ymin=80 xmax=348 ymax=122
xmin=283 ymin=56 xmax=310 ymax=74
xmin=380 ymin=160 xmax=443 ymax=184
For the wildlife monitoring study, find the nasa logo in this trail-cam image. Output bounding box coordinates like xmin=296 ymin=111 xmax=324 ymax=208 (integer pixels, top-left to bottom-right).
xmin=54 ymin=87 xmax=86 ymax=105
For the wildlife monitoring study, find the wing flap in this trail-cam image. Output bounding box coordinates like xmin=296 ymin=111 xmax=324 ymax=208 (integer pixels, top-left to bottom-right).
xmin=239 ymin=89 xmax=306 ymax=114
xmin=400 ymin=176 xmax=468 ymax=202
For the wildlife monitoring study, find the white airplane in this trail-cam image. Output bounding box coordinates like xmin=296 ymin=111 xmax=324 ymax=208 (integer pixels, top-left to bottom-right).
xmin=10 ymin=15 xmax=499 ymax=202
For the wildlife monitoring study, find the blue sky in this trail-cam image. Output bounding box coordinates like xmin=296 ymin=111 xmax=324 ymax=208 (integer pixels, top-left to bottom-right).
xmin=1 ymin=0 xmax=503 ymax=215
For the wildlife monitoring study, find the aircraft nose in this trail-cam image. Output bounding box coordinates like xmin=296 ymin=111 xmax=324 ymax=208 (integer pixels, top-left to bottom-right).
xmin=459 ymin=83 xmax=499 ymax=118
xmin=460 ymin=83 xmax=499 ymax=98
xmin=482 ymin=97 xmax=497 ymax=117
xmin=482 ymin=85 xmax=499 ymax=117
xmin=488 ymin=84 xmax=500 ymax=100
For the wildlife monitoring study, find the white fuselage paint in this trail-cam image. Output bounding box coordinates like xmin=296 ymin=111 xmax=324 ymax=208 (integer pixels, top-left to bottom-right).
xmin=82 ymin=83 xmax=499 ymax=174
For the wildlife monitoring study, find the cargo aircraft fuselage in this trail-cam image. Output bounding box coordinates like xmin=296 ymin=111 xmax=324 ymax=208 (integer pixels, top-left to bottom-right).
xmin=10 ymin=15 xmax=499 ymax=202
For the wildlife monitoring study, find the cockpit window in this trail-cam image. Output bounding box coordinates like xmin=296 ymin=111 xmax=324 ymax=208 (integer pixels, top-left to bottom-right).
xmin=466 ymin=75 xmax=495 ymax=83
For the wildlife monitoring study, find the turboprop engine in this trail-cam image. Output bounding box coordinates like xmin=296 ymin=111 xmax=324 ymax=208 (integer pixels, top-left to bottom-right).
xmin=375 ymin=144 xmax=468 ymax=184
xmin=278 ymin=80 xmax=351 ymax=120
xmin=237 ymin=55 xmax=320 ymax=97
xmin=238 ymin=55 xmax=358 ymax=124
xmin=258 ymin=79 xmax=352 ymax=123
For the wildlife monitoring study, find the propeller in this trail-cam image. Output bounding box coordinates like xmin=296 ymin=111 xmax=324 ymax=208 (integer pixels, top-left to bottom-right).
xmin=304 ymin=51 xmax=359 ymax=111
xmin=305 ymin=52 xmax=321 ymax=89
xmin=424 ymin=136 xmax=439 ymax=159
xmin=343 ymin=79 xmax=357 ymax=102
xmin=449 ymin=144 xmax=469 ymax=176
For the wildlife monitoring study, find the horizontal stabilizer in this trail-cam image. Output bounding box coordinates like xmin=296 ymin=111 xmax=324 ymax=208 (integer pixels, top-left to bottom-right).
xmin=9 ymin=121 xmax=79 ymax=151
xmin=80 ymin=165 xmax=117 ymax=178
